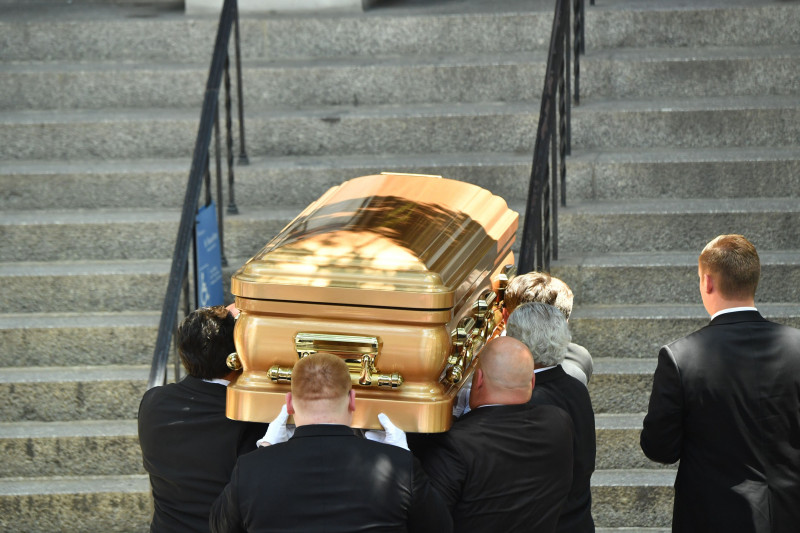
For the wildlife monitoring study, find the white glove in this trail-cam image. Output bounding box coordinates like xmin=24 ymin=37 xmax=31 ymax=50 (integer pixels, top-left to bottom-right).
xmin=453 ymin=384 xmax=472 ymax=418
xmin=452 ymin=376 xmax=473 ymax=418
xmin=256 ymin=404 xmax=295 ymax=447
xmin=364 ymin=413 xmax=408 ymax=450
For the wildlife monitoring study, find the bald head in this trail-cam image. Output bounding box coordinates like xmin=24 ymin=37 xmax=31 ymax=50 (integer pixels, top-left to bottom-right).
xmin=469 ymin=336 xmax=535 ymax=409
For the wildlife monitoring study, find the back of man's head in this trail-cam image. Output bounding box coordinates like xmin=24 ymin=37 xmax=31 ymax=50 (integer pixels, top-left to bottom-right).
xmin=290 ymin=353 xmax=354 ymax=425
xmin=506 ymin=302 xmax=571 ymax=368
xmin=177 ymin=305 xmax=235 ymax=380
xmin=470 ymin=336 xmax=535 ymax=408
xmin=504 ymin=272 xmax=574 ymax=319
xmin=699 ymin=234 xmax=760 ymax=300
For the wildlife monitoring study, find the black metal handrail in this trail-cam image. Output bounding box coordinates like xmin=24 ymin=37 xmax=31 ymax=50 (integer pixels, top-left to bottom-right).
xmin=148 ymin=0 xmax=247 ymax=389
xmin=518 ymin=0 xmax=586 ymax=273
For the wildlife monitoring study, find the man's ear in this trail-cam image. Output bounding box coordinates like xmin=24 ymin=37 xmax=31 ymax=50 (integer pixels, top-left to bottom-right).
xmin=347 ymin=389 xmax=356 ymax=413
xmin=286 ymin=392 xmax=295 ymax=415
xmin=502 ymin=308 xmax=509 ymax=322
xmin=703 ymin=273 xmax=714 ymax=295
xmin=473 ymin=368 xmax=484 ymax=390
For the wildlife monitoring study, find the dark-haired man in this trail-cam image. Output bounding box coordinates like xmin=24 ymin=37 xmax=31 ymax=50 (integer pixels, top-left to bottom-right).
xmin=210 ymin=352 xmax=451 ymax=533
xmin=641 ymin=234 xmax=800 ymax=532
xmin=138 ymin=305 xmax=267 ymax=533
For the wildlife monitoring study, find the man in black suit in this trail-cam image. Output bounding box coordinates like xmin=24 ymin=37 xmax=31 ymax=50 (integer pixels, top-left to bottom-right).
xmin=507 ymin=302 xmax=596 ymax=533
xmin=209 ymin=352 xmax=452 ymax=533
xmin=419 ymin=336 xmax=574 ymax=532
xmin=641 ymin=234 xmax=800 ymax=532
xmin=138 ymin=305 xmax=267 ymax=533
xmin=504 ymin=271 xmax=593 ymax=385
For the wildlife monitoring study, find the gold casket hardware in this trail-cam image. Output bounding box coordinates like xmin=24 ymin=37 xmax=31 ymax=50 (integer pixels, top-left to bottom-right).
xmin=226 ymin=352 xmax=243 ymax=371
xmin=444 ymin=289 xmax=502 ymax=385
xmin=263 ymin=333 xmax=404 ymax=388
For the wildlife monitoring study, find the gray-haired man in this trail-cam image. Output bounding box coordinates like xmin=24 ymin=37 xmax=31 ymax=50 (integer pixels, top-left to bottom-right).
xmin=507 ymin=302 xmax=596 ymax=533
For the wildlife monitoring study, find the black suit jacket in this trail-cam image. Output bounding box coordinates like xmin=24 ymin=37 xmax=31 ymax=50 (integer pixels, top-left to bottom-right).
xmin=530 ymin=365 xmax=596 ymax=533
xmin=419 ymin=403 xmax=574 ymax=533
xmin=210 ymin=424 xmax=452 ymax=533
xmin=641 ymin=310 xmax=800 ymax=533
xmin=138 ymin=376 xmax=267 ymax=533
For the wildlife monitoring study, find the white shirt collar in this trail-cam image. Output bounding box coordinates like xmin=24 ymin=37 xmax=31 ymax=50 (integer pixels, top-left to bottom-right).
xmin=203 ymin=378 xmax=230 ymax=386
xmin=534 ymin=365 xmax=557 ymax=373
xmin=711 ymin=306 xmax=757 ymax=321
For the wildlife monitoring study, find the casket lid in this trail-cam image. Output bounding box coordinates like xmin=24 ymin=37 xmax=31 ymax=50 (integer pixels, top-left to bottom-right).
xmin=231 ymin=173 xmax=518 ymax=310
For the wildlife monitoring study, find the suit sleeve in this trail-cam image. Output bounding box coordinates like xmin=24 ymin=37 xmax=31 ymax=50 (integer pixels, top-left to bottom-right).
xmin=419 ymin=434 xmax=466 ymax=512
xmin=209 ymin=463 xmax=247 ymax=533
xmin=640 ymin=345 xmax=684 ymax=464
xmin=406 ymin=457 xmax=454 ymax=533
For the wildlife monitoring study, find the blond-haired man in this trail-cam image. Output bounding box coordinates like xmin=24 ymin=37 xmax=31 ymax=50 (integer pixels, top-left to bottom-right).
xmin=641 ymin=234 xmax=800 ymax=532
xmin=210 ymin=352 xmax=452 ymax=533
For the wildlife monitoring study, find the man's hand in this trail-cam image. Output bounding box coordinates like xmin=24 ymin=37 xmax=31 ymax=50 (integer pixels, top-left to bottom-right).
xmin=256 ymin=404 xmax=295 ymax=447
xmin=364 ymin=413 xmax=408 ymax=450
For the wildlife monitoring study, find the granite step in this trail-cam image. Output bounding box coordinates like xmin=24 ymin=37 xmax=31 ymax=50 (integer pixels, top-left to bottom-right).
xmin=590 ymin=358 xmax=656 ymax=414
xmin=4 ymin=43 xmax=797 ymax=112
xmin=3 ymin=146 xmax=798 ymax=212
xmin=0 ymin=474 xmax=152 ymax=533
xmin=0 ymin=153 xmax=532 ymax=211
xmin=572 ymin=95 xmax=800 ymax=150
xmin=0 ymin=420 xmax=143 ymax=478
xmin=0 ymin=206 xmax=302 ymax=262
xmin=568 ymin=303 xmax=800 ymax=360
xmin=552 ymin=251 xmax=800 ymax=305
xmin=591 ymin=469 xmax=675 ymax=528
xmin=595 ymin=414 xmax=675 ymax=471
xmin=582 ymin=45 xmax=800 ymax=100
xmin=0 ymin=311 xmax=158 ymax=367
xmin=1 ymin=1 xmax=796 ymax=63
xmin=2 ymin=95 xmax=798 ymax=161
xmin=4 ymin=197 xmax=798 ymax=262
xmin=558 ymin=197 xmax=800 ymax=254
xmin=567 ymin=147 xmax=800 ymax=202
xmin=0 ymin=52 xmax=549 ymax=111
xmin=0 ymin=4 xmax=556 ymax=63
xmin=0 ymin=103 xmax=539 ymax=160
xmin=0 ymin=365 xmax=148 ymax=422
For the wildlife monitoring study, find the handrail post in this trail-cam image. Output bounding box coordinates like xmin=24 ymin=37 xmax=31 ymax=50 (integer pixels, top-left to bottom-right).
xmin=234 ymin=5 xmax=248 ymax=166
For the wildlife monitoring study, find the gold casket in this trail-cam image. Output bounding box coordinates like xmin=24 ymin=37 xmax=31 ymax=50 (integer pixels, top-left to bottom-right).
xmin=226 ymin=173 xmax=518 ymax=432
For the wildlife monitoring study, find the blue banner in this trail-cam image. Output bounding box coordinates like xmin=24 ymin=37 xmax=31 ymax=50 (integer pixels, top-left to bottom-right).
xmin=195 ymin=202 xmax=224 ymax=308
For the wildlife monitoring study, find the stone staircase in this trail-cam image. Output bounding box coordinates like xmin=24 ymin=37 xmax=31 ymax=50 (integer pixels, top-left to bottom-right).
xmin=1 ymin=0 xmax=798 ymax=531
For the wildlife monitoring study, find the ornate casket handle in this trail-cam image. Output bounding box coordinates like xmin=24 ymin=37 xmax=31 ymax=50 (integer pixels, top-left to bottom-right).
xmin=266 ymin=333 xmax=403 ymax=388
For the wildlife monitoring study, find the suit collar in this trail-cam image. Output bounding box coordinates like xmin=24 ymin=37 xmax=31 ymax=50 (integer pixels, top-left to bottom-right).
xmin=709 ymin=309 xmax=765 ymax=326
xmin=292 ymin=424 xmax=356 ymax=439
xmin=459 ymin=402 xmax=531 ymax=421
xmin=178 ymin=374 xmax=226 ymax=397
xmin=532 ymin=364 xmax=567 ymax=384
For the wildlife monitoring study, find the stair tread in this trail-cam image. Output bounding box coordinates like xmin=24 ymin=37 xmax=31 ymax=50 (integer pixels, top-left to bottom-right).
xmin=572 ymin=302 xmax=800 ymax=319
xmin=0 ymin=474 xmax=150 ymax=495
xmin=592 ymin=469 xmax=676 ymax=486
xmin=0 ymin=311 xmax=159 ymax=329
xmin=578 ymin=94 xmax=800 ymax=111
xmin=555 ymin=250 xmax=800 ymax=267
xmin=0 ymin=365 xmax=148 ymax=383
xmin=0 ymin=419 xmax=137 ymax=439
xmin=562 ymin=197 xmax=800 ymax=214
xmin=0 ymin=151 xmax=529 ymax=176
